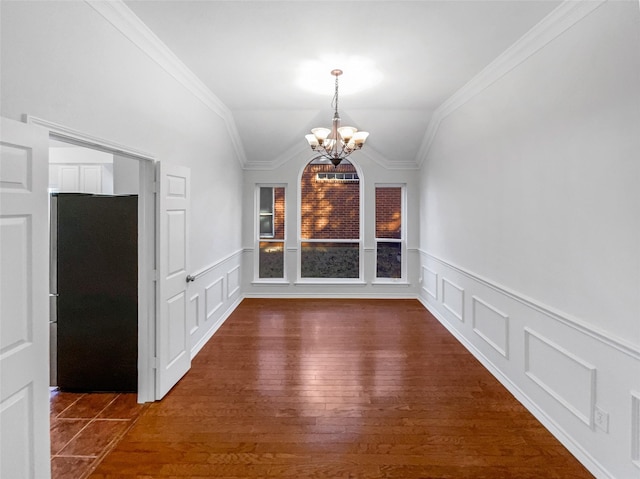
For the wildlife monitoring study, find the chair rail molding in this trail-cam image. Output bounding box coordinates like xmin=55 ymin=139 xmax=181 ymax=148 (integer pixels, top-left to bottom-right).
xmin=419 ymin=250 xmax=640 ymax=360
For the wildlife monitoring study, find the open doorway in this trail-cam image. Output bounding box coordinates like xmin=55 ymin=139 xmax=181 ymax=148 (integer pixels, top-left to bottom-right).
xmin=48 ymin=141 xmax=140 ymax=392
xmin=41 ymin=129 xmax=157 ymax=404
xmin=40 ymin=125 xmax=158 ymax=478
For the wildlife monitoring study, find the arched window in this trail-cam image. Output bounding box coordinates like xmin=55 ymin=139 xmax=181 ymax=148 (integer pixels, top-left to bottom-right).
xmin=299 ymin=159 xmax=362 ymax=279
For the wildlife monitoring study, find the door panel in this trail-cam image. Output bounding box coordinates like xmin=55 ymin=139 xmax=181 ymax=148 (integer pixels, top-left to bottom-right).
xmin=0 ymin=117 xmax=50 ymax=479
xmin=58 ymin=165 xmax=78 ymax=191
xmin=80 ymin=165 xmax=102 ymax=193
xmin=156 ymin=164 xmax=191 ymax=399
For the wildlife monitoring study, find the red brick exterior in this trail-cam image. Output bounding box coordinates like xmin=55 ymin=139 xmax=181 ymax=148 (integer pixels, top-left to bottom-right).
xmin=375 ymin=187 xmax=402 ymax=239
xmin=301 ymin=163 xmax=360 ymax=240
xmin=273 ymin=187 xmax=285 ymax=240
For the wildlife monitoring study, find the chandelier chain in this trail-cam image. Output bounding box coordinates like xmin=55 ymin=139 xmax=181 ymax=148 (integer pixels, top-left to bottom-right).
xmin=304 ymin=69 xmax=369 ymax=167
xmin=331 ymin=74 xmax=339 ymax=113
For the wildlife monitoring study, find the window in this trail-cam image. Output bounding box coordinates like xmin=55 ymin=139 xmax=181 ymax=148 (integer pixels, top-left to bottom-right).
xmin=300 ymin=159 xmax=361 ymax=279
xmin=257 ymin=186 xmax=285 ymax=279
xmin=316 ymin=172 xmax=359 ymax=182
xmin=375 ymin=185 xmax=404 ymax=279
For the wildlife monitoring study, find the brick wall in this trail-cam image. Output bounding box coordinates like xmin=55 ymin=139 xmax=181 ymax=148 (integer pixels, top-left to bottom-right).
xmin=375 ymin=187 xmax=402 ymax=239
xmin=273 ymin=187 xmax=285 ymax=240
xmin=301 ymin=163 xmax=360 ymax=240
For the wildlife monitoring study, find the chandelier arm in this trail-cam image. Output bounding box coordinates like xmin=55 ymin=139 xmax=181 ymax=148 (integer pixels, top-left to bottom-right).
xmin=306 ymin=69 xmax=365 ymax=168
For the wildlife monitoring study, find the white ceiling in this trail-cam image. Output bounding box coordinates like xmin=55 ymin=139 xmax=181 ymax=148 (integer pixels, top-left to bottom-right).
xmin=124 ymin=0 xmax=562 ymax=169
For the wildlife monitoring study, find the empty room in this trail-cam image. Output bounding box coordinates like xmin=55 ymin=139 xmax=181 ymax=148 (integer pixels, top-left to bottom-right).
xmin=0 ymin=1 xmax=638 ymax=478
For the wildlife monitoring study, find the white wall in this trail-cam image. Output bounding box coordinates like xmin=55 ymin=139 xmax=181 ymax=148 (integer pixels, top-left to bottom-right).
xmin=241 ymin=150 xmax=422 ymax=298
xmin=419 ymin=2 xmax=640 ymax=478
xmin=0 ymin=0 xmax=244 ymax=358
xmin=113 ymin=155 xmax=139 ymax=195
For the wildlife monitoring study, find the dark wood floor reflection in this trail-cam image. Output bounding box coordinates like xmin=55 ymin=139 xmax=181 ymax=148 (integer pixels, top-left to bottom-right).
xmin=89 ymin=298 xmax=593 ymax=478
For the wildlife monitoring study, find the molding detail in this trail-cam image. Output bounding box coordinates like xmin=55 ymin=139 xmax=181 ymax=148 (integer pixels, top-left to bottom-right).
xmin=227 ymin=266 xmax=241 ymax=298
xmin=420 ymin=250 xmax=640 ymax=360
xmin=84 ymin=0 xmax=247 ymax=167
xmin=190 ymin=296 xmax=242 ymax=358
xmin=442 ymin=277 xmax=464 ymax=322
xmin=189 ymin=293 xmax=199 ymax=335
xmin=418 ymin=296 xmax=609 ymax=479
xmin=416 ymin=0 xmax=606 ymax=166
xmin=633 ymin=391 xmax=640 ymax=468
xmin=422 ymin=266 xmax=438 ymax=300
xmin=472 ymin=296 xmax=509 ymax=358
xmin=205 ymin=278 xmax=224 ymax=321
xmin=26 ymin=115 xmax=155 ymax=161
xmin=245 ymin=141 xmax=420 ymax=171
xmin=190 ymin=249 xmax=244 ymax=279
xmin=524 ymin=328 xmax=596 ymax=427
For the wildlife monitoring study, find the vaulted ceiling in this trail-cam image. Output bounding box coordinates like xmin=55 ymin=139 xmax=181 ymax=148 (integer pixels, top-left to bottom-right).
xmin=124 ymin=1 xmax=561 ymax=169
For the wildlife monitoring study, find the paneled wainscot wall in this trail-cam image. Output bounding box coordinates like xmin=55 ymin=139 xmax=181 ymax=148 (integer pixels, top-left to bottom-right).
xmin=419 ymin=250 xmax=640 ymax=479
xmin=187 ymin=250 xmax=243 ymax=358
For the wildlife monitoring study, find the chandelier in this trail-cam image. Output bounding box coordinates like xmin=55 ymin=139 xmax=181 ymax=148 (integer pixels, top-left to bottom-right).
xmin=305 ymin=69 xmax=369 ymax=167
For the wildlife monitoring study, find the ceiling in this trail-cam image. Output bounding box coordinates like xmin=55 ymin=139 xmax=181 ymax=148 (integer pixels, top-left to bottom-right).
xmin=124 ymin=0 xmax=561 ymax=169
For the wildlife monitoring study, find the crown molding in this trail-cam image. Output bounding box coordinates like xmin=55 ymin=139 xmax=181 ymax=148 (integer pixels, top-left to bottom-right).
xmin=359 ymin=147 xmax=420 ymax=171
xmin=26 ymin=115 xmax=156 ymax=160
xmin=85 ymin=0 xmax=248 ymax=167
xmin=416 ymin=0 xmax=607 ymax=167
xmin=244 ymin=141 xmax=420 ymax=171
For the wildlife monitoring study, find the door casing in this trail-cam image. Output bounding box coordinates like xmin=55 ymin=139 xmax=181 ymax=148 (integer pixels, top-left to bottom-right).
xmin=28 ymin=116 xmax=158 ymax=402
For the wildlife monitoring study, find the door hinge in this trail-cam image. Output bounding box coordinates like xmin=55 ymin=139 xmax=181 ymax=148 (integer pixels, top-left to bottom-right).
xmin=152 ymin=357 xmax=160 ymax=369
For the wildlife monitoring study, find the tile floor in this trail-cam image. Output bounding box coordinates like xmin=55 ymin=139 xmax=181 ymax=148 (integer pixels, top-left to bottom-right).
xmin=50 ymin=389 xmax=146 ymax=479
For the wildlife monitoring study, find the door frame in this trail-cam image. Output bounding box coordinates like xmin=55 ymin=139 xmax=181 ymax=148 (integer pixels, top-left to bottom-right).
xmin=27 ymin=116 xmax=158 ymax=402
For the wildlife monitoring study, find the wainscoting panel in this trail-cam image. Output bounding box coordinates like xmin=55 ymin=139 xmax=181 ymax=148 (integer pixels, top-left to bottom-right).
xmin=189 ymin=293 xmax=199 ymax=335
xmin=418 ymin=250 xmax=640 ymax=479
xmin=227 ymin=265 xmax=240 ymax=299
xmin=423 ymin=267 xmax=438 ymax=300
xmin=472 ymin=296 xmax=509 ymax=358
xmin=442 ymin=277 xmax=464 ymax=321
xmin=205 ymin=278 xmax=224 ymax=321
xmin=524 ymin=328 xmax=595 ymax=426
xmin=632 ymin=391 xmax=640 ymax=469
xmin=187 ymin=250 xmax=243 ymax=358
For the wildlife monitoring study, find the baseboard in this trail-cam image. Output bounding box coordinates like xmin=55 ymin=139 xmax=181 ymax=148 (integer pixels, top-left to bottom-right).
xmin=418 ymin=296 xmax=612 ymax=479
xmin=190 ymin=295 xmax=243 ymax=358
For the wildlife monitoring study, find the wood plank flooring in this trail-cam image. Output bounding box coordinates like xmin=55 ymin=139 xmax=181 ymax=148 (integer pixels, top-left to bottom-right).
xmin=89 ymin=298 xmax=593 ymax=478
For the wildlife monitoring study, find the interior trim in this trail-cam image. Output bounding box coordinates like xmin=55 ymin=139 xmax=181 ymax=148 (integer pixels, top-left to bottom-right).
xmin=416 ymin=0 xmax=607 ymax=166
xmin=420 ymin=250 xmax=640 ymax=360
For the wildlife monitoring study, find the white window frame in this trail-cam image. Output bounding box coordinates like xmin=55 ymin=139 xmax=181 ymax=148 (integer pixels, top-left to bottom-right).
xmin=297 ymin=160 xmax=364 ymax=284
xmin=258 ymin=186 xmax=275 ymax=238
xmin=374 ymin=183 xmax=406 ymax=283
xmin=254 ymin=184 xmax=287 ymax=282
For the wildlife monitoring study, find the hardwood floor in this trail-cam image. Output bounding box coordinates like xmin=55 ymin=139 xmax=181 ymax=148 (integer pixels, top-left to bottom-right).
xmin=89 ymin=298 xmax=593 ymax=478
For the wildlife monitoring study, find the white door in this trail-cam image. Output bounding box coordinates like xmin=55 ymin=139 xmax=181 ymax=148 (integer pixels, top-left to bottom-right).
xmin=79 ymin=165 xmax=102 ymax=193
xmin=0 ymin=118 xmax=51 ymax=478
xmin=155 ymin=163 xmax=191 ymax=399
xmin=58 ymin=165 xmax=79 ymax=191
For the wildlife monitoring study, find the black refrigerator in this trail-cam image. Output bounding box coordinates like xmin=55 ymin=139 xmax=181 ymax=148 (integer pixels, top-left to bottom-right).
xmin=51 ymin=193 xmax=138 ymax=392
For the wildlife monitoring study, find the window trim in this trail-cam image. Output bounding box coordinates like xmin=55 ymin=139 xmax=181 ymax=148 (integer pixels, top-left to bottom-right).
xmin=258 ymin=186 xmax=275 ymax=238
xmin=297 ymin=159 xmax=364 ymax=283
xmin=373 ymin=183 xmax=406 ymax=283
xmin=254 ymin=184 xmax=287 ymax=282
